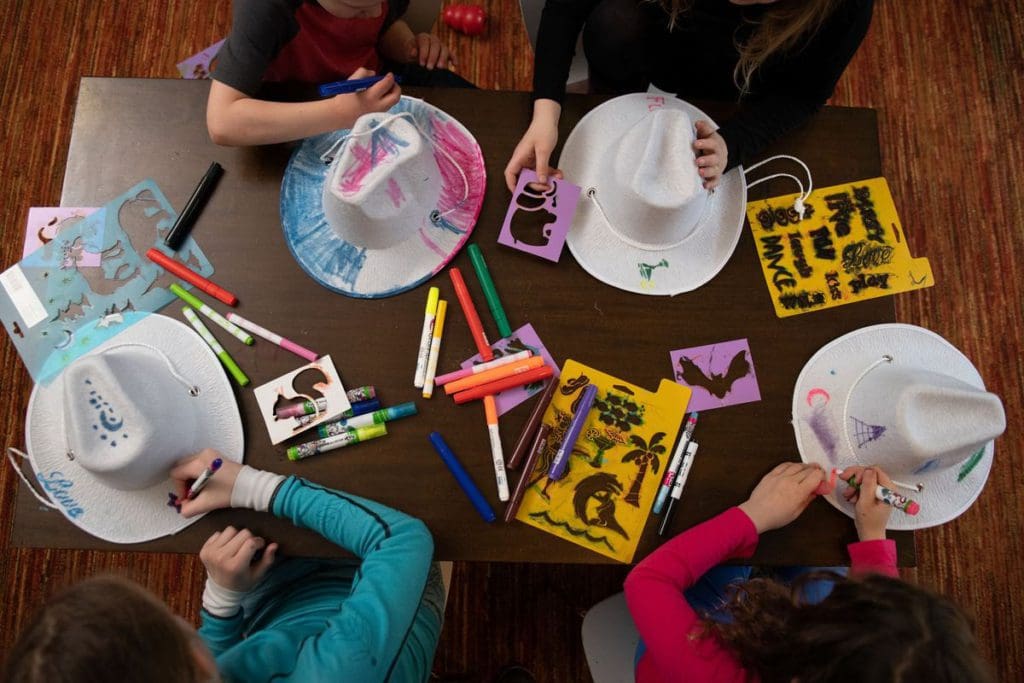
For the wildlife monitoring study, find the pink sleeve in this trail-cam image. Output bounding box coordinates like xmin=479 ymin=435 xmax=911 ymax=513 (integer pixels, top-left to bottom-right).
xmin=624 ymin=507 xmax=758 ymax=682
xmin=847 ymin=538 xmax=899 ymax=578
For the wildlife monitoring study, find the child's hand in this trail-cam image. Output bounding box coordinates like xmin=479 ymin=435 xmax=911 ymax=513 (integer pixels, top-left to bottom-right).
xmin=840 ymin=466 xmax=894 ymax=541
xmin=332 ymin=68 xmax=401 ymax=127
xmin=738 ymin=462 xmax=825 ymax=534
xmin=504 ymin=99 xmax=564 ymax=192
xmin=200 ymin=526 xmax=278 ymax=593
xmin=693 ymin=120 xmax=728 ymax=190
xmin=170 ymin=449 xmax=241 ymax=518
xmin=408 ymin=33 xmax=455 ymax=70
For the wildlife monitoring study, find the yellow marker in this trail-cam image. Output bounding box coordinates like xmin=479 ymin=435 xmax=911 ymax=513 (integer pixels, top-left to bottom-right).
xmin=422 ymin=300 xmax=448 ymax=398
xmin=414 ymin=287 xmax=440 ymax=388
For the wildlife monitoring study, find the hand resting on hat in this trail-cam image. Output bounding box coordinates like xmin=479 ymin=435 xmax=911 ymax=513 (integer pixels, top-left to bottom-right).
xmin=693 ymin=120 xmax=728 ymax=190
xmin=839 ymin=466 xmax=896 ymax=542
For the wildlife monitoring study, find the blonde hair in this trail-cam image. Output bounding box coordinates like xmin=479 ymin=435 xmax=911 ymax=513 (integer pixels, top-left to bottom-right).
xmin=658 ymin=0 xmax=840 ymax=95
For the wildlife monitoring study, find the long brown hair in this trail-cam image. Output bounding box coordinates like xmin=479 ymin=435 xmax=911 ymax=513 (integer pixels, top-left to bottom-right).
xmin=659 ymin=0 xmax=841 ymax=94
xmin=708 ymin=573 xmax=993 ymax=682
xmin=3 ymin=576 xmax=205 ymax=683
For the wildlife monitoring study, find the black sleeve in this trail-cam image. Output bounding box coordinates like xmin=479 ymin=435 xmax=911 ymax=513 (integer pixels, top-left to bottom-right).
xmin=212 ymin=0 xmax=302 ymax=96
xmin=532 ymin=0 xmax=602 ymax=103
xmin=383 ymin=0 xmax=410 ymax=33
xmin=717 ymin=0 xmax=874 ymax=170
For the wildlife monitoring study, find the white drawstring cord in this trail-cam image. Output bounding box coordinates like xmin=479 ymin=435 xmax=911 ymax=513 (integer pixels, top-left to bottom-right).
xmin=5 ymin=448 xmax=59 ymax=510
xmin=319 ymin=109 xmax=470 ymax=220
xmin=745 ymin=155 xmax=814 ymax=218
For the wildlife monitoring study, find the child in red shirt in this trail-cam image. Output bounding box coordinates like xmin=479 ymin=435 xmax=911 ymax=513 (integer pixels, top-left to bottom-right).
xmin=624 ymin=463 xmax=991 ymax=682
xmin=208 ymin=0 xmax=468 ymax=146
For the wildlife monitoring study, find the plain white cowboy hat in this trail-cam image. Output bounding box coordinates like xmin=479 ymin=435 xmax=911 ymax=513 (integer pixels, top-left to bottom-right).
xmin=558 ymin=93 xmax=747 ymax=295
xmin=15 ymin=313 xmax=244 ymax=543
xmin=280 ymin=97 xmax=486 ymax=298
xmin=793 ymin=323 xmax=1005 ymax=530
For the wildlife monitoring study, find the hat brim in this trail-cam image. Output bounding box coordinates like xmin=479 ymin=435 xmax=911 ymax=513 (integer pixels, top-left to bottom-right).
xmin=280 ymin=97 xmax=486 ymax=298
xmin=559 ymin=94 xmax=746 ymax=295
xmin=792 ymin=323 xmax=994 ymax=530
xmin=25 ymin=313 xmax=244 ymax=544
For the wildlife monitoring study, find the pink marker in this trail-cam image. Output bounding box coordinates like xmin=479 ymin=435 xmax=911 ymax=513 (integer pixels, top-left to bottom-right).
xmin=225 ymin=313 xmax=319 ymax=362
xmin=433 ymin=349 xmax=532 ymax=387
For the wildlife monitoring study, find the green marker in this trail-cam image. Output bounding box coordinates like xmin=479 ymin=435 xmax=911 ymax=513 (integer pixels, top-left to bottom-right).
xmin=182 ymin=307 xmax=249 ymax=387
xmin=467 ymin=244 xmax=512 ymax=338
xmin=287 ymin=423 xmax=387 ymax=461
xmin=317 ymin=402 xmax=418 ymax=437
xmin=169 ymin=283 xmax=254 ymax=345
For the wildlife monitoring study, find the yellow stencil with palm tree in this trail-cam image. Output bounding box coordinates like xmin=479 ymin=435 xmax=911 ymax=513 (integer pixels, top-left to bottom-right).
xmin=516 ymin=360 xmax=690 ymax=562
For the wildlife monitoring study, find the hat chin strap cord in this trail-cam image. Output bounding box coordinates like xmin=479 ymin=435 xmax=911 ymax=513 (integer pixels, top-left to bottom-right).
xmin=6 ymin=448 xmax=59 ymax=510
xmin=318 ymin=109 xmax=471 ymax=221
xmin=744 ymin=154 xmax=813 ymax=219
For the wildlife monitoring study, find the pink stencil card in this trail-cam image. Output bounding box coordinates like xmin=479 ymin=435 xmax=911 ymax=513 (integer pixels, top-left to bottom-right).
xmin=497 ymin=169 xmax=581 ymax=263
xmin=670 ymin=338 xmax=762 ymax=412
xmin=177 ymin=39 xmax=226 ymax=79
xmin=24 ymin=208 xmax=101 ymax=267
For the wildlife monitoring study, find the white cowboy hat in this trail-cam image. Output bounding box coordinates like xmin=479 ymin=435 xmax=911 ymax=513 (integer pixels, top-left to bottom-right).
xmin=15 ymin=312 xmax=244 ymax=543
xmin=558 ymin=93 xmax=746 ymax=295
xmin=793 ymin=323 xmax=1005 ymax=530
xmin=280 ymin=97 xmax=486 ymax=298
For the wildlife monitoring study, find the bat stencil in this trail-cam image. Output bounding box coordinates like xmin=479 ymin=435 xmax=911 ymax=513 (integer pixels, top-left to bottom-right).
xmin=670 ymin=339 xmax=762 ymax=412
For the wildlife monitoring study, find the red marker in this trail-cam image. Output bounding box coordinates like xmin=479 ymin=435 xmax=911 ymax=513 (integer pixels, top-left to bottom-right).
xmin=146 ymin=248 xmax=238 ymax=306
xmin=452 ymin=365 xmax=553 ymax=404
xmin=449 ymin=267 xmax=493 ymax=361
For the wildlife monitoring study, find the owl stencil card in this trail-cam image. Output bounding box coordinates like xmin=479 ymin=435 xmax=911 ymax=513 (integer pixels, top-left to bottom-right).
xmin=670 ymin=338 xmax=761 ymax=412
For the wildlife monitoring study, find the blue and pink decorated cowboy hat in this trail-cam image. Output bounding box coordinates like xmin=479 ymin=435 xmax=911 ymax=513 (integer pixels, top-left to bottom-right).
xmin=280 ymin=97 xmax=486 ymax=298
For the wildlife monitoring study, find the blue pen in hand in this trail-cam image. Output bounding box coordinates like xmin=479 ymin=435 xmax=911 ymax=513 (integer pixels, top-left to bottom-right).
xmin=318 ymin=74 xmax=403 ymax=98
xmin=548 ymin=384 xmax=598 ymax=481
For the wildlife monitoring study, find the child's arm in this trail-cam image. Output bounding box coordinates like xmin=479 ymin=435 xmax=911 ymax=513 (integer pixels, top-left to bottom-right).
xmin=206 ymin=74 xmax=400 ymax=146
xmin=840 ymin=465 xmax=899 ymax=578
xmin=377 ymin=19 xmax=453 ymax=70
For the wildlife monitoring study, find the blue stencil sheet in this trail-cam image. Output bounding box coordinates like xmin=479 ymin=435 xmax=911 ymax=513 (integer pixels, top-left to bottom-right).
xmin=0 ymin=179 xmax=214 ymax=383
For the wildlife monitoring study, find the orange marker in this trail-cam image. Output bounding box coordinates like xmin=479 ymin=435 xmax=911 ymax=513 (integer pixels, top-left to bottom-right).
xmin=484 ymin=396 xmax=509 ymax=501
xmin=444 ymin=356 xmax=545 ymax=395
xmin=452 ymin=365 xmax=554 ymax=404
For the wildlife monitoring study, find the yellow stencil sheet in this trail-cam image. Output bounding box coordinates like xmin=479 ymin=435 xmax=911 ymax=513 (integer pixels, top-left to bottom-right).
xmin=746 ymin=177 xmax=933 ymax=318
xmin=516 ymin=360 xmax=690 ymax=562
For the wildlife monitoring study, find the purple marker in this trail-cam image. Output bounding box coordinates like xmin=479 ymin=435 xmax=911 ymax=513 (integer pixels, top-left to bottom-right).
xmin=548 ymin=384 xmax=598 ymax=481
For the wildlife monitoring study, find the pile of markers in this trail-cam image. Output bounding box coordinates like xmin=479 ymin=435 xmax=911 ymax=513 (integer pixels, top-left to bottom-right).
xmin=281 ymin=388 xmax=419 ymax=462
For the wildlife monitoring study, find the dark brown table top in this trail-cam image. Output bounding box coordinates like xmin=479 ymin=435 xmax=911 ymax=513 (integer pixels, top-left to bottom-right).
xmin=12 ymin=77 xmax=912 ymax=565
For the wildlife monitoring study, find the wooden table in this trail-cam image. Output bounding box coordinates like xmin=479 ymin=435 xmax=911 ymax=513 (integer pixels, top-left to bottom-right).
xmin=11 ymin=78 xmax=913 ymax=565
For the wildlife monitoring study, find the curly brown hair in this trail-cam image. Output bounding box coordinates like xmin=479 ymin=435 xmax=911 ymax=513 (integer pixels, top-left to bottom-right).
xmin=3 ymin=576 xmax=206 ymax=683
xmin=658 ymin=0 xmax=840 ymax=94
xmin=708 ymin=573 xmax=993 ymax=683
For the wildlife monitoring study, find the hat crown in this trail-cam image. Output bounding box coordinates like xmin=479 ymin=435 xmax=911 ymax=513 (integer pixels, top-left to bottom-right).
xmin=597 ymin=107 xmax=709 ymax=250
xmin=845 ymin=364 xmax=1006 ymax=475
xmin=323 ymin=114 xmax=440 ymax=250
xmin=63 ymin=346 xmax=199 ymax=491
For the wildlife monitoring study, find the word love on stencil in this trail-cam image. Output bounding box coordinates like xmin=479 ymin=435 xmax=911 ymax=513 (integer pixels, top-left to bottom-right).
xmin=746 ymin=177 xmax=933 ymax=318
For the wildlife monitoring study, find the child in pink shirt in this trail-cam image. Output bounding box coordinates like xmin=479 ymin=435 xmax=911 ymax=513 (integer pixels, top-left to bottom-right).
xmin=625 ymin=463 xmax=991 ymax=682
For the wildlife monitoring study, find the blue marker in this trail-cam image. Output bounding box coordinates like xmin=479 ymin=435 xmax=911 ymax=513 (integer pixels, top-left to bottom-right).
xmin=653 ymin=412 xmax=699 ymax=514
xmin=548 ymin=384 xmax=598 ymax=481
xmin=429 ymin=432 xmax=496 ymax=523
xmin=318 ymin=74 xmax=403 ymax=97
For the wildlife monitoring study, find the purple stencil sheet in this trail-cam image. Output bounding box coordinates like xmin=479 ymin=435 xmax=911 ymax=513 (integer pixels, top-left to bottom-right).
xmin=498 ymin=169 xmax=581 ymax=263
xmin=177 ymin=39 xmax=225 ymax=79
xmin=459 ymin=323 xmax=560 ymax=416
xmin=24 ymin=208 xmax=101 ymax=266
xmin=670 ymin=338 xmax=761 ymax=412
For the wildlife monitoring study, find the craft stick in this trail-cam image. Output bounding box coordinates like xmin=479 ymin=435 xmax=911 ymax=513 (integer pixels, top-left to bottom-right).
xmin=422 ymin=300 xmax=448 ymax=398
xmin=182 ymin=307 xmax=249 ymax=386
xmin=444 ymin=356 xmax=545 ymax=395
xmin=449 ymin=267 xmax=493 ymax=361
xmin=414 ymin=287 xmax=440 ymax=388
xmin=452 ymin=365 xmax=554 ymax=404
xmin=225 ymin=312 xmax=318 ymax=362
xmin=504 ymin=423 xmax=551 ymax=523
xmin=145 ymin=247 xmax=238 ymax=306
xmin=434 ymin=350 xmax=532 ymax=386
xmin=170 ymin=283 xmax=253 ymax=345
xmin=507 ymin=379 xmax=557 ymax=470
xmin=467 ymin=244 xmax=512 ymax=338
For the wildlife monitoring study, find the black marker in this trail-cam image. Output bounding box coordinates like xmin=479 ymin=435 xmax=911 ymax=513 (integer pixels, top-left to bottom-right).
xmin=164 ymin=161 xmax=224 ymax=250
